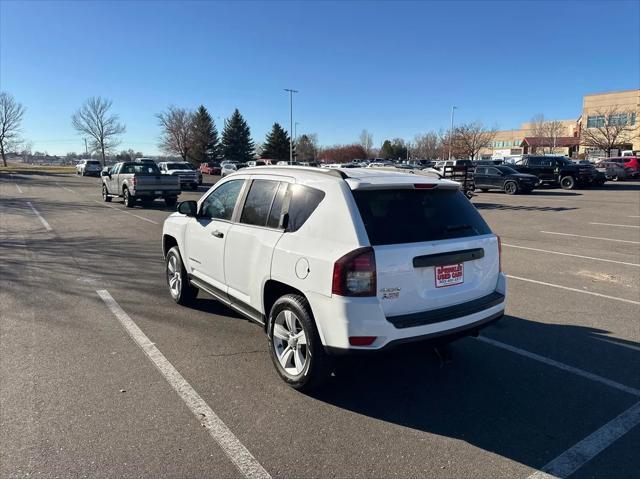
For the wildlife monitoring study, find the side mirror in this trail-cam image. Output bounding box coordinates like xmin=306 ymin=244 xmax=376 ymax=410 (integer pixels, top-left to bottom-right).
xmin=101 ymin=170 xmax=109 ymax=177
xmin=177 ymin=200 xmax=198 ymax=216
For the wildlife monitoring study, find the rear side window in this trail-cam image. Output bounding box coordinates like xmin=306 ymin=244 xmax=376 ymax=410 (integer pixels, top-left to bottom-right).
xmin=240 ymin=180 xmax=280 ymax=226
xmin=286 ymin=184 xmax=325 ymax=232
xmin=352 ymin=189 xmax=491 ymax=246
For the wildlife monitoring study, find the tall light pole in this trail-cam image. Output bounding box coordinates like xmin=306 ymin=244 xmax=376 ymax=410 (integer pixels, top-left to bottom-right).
xmin=284 ymin=89 xmax=298 ymax=164
xmin=448 ymin=105 xmax=457 ymax=161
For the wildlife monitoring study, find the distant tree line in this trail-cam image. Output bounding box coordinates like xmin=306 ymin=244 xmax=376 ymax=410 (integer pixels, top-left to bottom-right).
xmin=2 ymin=89 xmax=637 ymax=167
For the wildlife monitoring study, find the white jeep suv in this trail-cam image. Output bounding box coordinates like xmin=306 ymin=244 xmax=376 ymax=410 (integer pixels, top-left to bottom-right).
xmin=162 ymin=166 xmax=506 ymax=390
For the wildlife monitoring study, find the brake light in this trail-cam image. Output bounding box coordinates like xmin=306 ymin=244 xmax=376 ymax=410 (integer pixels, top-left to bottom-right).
xmin=349 ymin=336 xmax=377 ymax=346
xmin=131 ymin=176 xmax=137 ymax=186
xmin=413 ymin=183 xmax=437 ymax=189
xmin=497 ymin=235 xmax=502 ymax=272
xmin=332 ymin=247 xmax=376 ymax=296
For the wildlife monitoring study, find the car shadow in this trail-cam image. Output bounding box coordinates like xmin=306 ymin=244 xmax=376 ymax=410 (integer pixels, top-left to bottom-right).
xmin=308 ymin=315 xmax=640 ymax=474
xmin=474 ymin=203 xmax=578 ymax=212
xmin=600 ymin=182 xmax=640 ymax=191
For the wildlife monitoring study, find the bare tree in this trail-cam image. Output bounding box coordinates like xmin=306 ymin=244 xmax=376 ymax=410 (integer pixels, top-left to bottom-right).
xmin=157 ymin=106 xmax=194 ymax=161
xmin=530 ymin=114 xmax=566 ymax=153
xmin=0 ymin=92 xmax=26 ymax=167
xmin=581 ymin=107 xmax=639 ymax=157
xmin=72 ymin=97 xmax=125 ymax=166
xmin=359 ymin=129 xmax=373 ymax=158
xmin=296 ymin=133 xmax=318 ymax=161
xmin=452 ymin=122 xmax=497 ymax=160
xmin=412 ymin=131 xmax=441 ymax=159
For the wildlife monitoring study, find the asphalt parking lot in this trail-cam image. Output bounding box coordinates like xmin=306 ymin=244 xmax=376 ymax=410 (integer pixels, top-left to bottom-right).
xmin=1 ymin=171 xmax=638 ymax=479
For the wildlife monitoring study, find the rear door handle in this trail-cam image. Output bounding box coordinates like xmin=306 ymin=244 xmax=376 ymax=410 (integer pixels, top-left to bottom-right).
xmin=211 ymin=230 xmax=224 ymax=238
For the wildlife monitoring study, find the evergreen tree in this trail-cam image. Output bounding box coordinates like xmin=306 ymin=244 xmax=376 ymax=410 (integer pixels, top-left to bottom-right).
xmin=190 ymin=105 xmax=219 ymax=164
xmin=261 ymin=123 xmax=292 ymax=161
xmin=380 ymin=140 xmax=393 ymax=159
xmin=221 ymin=109 xmax=254 ymax=162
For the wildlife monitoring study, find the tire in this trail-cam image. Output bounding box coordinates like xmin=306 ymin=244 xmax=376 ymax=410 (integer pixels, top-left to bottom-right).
xmin=267 ymin=294 xmax=331 ymax=391
xmin=560 ymin=176 xmax=576 ymax=190
xmin=102 ymin=184 xmax=112 ymax=202
xmin=123 ymin=187 xmax=135 ymax=207
xmin=613 ymin=176 xmax=620 ymax=182
xmin=165 ymin=197 xmax=177 ymax=208
xmin=504 ymin=181 xmax=518 ymax=195
xmin=165 ymin=247 xmax=198 ymax=305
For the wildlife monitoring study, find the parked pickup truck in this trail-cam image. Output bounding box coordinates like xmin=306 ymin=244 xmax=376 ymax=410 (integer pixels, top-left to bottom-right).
xmin=101 ymin=161 xmax=181 ymax=207
xmin=158 ymin=161 xmax=200 ymax=190
xmin=511 ymin=155 xmax=600 ymax=189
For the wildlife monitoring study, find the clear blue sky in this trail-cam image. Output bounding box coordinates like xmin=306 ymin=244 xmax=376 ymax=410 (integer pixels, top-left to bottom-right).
xmin=1 ymin=0 xmax=639 ymax=155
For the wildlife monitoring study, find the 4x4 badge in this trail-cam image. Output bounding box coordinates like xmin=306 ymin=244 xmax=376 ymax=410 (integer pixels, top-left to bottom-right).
xmin=380 ymin=287 xmax=400 ymax=299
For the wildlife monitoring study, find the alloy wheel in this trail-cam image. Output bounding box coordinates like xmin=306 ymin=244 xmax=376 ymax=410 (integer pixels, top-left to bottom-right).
xmin=167 ymin=254 xmax=182 ymax=298
xmin=272 ymin=310 xmax=308 ymax=376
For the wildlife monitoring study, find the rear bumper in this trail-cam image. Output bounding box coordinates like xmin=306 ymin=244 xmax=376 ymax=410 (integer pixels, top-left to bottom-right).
xmin=308 ymin=273 xmax=507 ymax=355
xmin=132 ymin=189 xmax=180 ymax=197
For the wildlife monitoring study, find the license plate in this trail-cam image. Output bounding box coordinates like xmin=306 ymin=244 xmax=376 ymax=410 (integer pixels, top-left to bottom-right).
xmin=435 ymin=263 xmax=464 ymax=288
xmin=154 ymin=190 xmax=163 ymax=194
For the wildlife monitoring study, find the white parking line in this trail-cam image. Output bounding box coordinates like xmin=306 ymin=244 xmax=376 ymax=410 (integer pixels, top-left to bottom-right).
xmin=527 ymin=401 xmax=640 ymax=479
xmin=477 ymin=336 xmax=640 ymax=397
xmin=590 ymin=222 xmax=640 ymax=229
xmin=629 ymin=215 xmax=640 ymax=218
xmin=96 ymin=290 xmax=270 ymax=479
xmin=92 ymin=200 xmax=159 ymax=224
xmin=540 ymin=231 xmax=640 ymax=245
xmin=502 ymin=243 xmax=640 ymax=267
xmin=506 ymin=275 xmax=640 ymax=305
xmin=15 ymin=183 xmax=23 ymax=193
xmin=26 ymin=201 xmax=52 ymax=231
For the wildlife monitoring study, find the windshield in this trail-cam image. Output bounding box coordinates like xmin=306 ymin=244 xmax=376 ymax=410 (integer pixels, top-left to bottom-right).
xmin=352 ymin=188 xmax=491 ymax=246
xmin=86 ymin=160 xmax=101 ymax=165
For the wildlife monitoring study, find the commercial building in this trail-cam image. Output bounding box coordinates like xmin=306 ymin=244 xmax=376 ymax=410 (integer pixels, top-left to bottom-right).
xmin=579 ymin=89 xmax=639 ymax=156
xmin=484 ymin=88 xmax=639 ymax=159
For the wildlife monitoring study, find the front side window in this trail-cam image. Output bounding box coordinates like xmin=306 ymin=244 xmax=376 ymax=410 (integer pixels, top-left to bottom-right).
xmin=240 ymin=180 xmax=280 ymax=226
xmin=200 ymin=179 xmax=243 ymax=220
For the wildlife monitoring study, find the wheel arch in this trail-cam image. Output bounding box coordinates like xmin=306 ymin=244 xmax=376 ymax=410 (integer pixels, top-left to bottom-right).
xmin=263 ymin=280 xmax=316 ymax=333
xmin=162 ymin=234 xmax=178 ymax=259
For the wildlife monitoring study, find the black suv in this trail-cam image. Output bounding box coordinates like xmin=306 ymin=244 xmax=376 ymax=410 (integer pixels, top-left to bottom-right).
xmin=474 ymin=165 xmax=538 ymax=194
xmin=511 ymin=155 xmax=598 ymax=190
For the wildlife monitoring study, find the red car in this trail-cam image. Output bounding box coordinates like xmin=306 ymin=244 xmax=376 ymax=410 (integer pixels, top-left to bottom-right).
xmin=607 ymin=156 xmax=640 ymax=178
xmin=199 ymin=161 xmax=221 ymax=175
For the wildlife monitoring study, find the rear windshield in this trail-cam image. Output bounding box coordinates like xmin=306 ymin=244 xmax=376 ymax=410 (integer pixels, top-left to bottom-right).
xmin=86 ymin=161 xmax=100 ymax=165
xmin=166 ymin=163 xmax=190 ymax=170
xmin=352 ymin=189 xmax=491 ymax=246
xmin=121 ymin=163 xmax=161 ymax=175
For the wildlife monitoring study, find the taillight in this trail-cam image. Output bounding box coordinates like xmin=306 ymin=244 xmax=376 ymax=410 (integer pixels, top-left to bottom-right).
xmin=332 ymin=247 xmax=376 ymax=297
xmin=497 ymin=235 xmax=502 ymax=272
xmin=414 ymin=183 xmax=437 ymax=189
xmin=131 ymin=176 xmax=137 ymax=186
